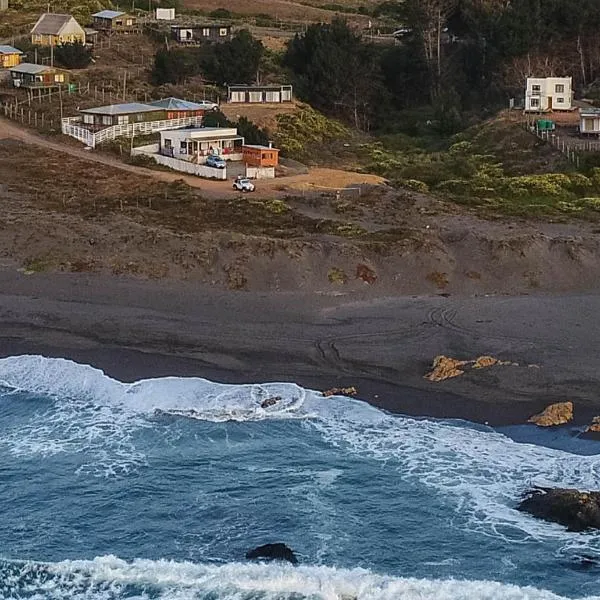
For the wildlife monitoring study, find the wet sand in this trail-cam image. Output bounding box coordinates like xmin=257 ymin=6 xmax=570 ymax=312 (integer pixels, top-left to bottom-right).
xmin=1 ymin=269 xmax=599 ymax=426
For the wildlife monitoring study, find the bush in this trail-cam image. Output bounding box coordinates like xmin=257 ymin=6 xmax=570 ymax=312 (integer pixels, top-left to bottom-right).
xmin=54 ymin=41 xmax=92 ymax=69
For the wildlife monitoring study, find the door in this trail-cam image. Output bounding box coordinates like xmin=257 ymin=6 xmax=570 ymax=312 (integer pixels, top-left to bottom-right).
xmin=547 ymin=96 xmax=553 ymax=111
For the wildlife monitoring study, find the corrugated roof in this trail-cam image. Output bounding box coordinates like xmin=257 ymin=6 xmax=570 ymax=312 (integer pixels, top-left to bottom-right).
xmin=80 ymin=102 xmax=163 ymax=116
xmin=10 ymin=62 xmax=54 ymax=74
xmin=0 ymin=45 xmax=23 ymax=55
xmin=31 ymin=13 xmax=74 ymax=36
xmin=92 ymin=10 xmax=126 ymax=19
xmin=148 ymin=97 xmax=211 ymax=111
xmin=243 ymin=144 xmax=278 ymax=150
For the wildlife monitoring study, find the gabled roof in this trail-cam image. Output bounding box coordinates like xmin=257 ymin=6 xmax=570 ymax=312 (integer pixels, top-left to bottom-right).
xmin=80 ymin=102 xmax=163 ymax=116
xmin=147 ymin=97 xmax=208 ymax=111
xmin=0 ymin=45 xmax=23 ymax=55
xmin=31 ymin=13 xmax=77 ymax=36
xmin=10 ymin=62 xmax=55 ymax=74
xmin=92 ymin=10 xmax=126 ymax=19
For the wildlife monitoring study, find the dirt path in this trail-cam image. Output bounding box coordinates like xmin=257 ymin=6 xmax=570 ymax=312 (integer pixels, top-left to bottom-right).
xmin=0 ymin=117 xmax=385 ymax=198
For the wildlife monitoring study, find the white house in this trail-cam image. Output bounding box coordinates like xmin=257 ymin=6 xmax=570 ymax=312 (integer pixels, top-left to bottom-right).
xmin=579 ymin=107 xmax=600 ymax=137
xmin=159 ymin=127 xmax=244 ymax=163
xmin=156 ymin=8 xmax=175 ymax=20
xmin=525 ymin=77 xmax=573 ymax=112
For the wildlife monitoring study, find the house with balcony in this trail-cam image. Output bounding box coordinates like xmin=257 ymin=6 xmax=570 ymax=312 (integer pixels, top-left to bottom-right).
xmin=159 ymin=127 xmax=244 ymax=163
xmin=10 ymin=63 xmax=69 ymax=88
xmin=227 ymin=84 xmax=292 ymax=104
xmin=61 ymin=98 xmax=205 ymax=148
xmin=0 ymin=45 xmax=23 ymax=69
xmin=31 ymin=13 xmax=86 ymax=46
xmin=92 ymin=10 xmax=138 ymax=34
xmin=171 ymin=23 xmax=232 ymax=44
xmin=525 ymin=77 xmax=573 ymax=112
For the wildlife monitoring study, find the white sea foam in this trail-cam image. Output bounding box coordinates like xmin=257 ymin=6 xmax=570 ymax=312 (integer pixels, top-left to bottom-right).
xmin=1 ymin=355 xmax=600 ymax=548
xmin=1 ymin=555 xmax=598 ymax=600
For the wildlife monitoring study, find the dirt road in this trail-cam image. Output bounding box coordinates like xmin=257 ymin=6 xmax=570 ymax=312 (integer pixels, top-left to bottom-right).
xmin=0 ymin=117 xmax=384 ymax=197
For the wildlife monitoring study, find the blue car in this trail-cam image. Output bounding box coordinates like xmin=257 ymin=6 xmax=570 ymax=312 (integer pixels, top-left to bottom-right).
xmin=206 ymin=155 xmax=226 ymax=169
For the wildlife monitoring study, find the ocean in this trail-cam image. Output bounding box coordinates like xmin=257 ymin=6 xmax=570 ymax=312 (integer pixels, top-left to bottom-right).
xmin=0 ymin=354 xmax=599 ymax=600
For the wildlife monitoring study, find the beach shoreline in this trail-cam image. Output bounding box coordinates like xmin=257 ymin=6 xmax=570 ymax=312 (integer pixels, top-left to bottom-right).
xmin=1 ymin=269 xmax=600 ymax=427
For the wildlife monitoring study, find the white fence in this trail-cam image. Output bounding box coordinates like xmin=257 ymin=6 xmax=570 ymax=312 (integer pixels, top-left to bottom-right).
xmin=132 ymin=144 xmax=227 ymax=179
xmin=61 ymin=115 xmax=204 ymax=148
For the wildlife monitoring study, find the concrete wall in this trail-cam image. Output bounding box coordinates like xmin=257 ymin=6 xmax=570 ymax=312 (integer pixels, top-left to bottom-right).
xmin=132 ymin=145 xmax=226 ymax=179
xmin=246 ymin=166 xmax=275 ymax=179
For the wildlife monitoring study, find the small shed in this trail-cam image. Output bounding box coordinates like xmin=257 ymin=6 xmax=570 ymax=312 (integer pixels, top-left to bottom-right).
xmin=227 ymin=84 xmax=292 ymax=104
xmin=84 ymin=28 xmax=99 ymax=45
xmin=0 ymin=45 xmax=23 ymax=69
xmin=171 ymin=24 xmax=232 ymax=44
xmin=10 ymin=63 xmax=69 ymax=88
xmin=80 ymin=102 xmax=166 ymax=127
xmin=579 ymin=107 xmax=600 ymax=137
xmin=156 ymin=8 xmax=175 ymax=20
xmin=31 ymin=13 xmax=86 ymax=46
xmin=242 ymin=144 xmax=279 ymax=168
xmin=92 ymin=10 xmax=138 ymax=33
xmin=147 ymin=97 xmax=207 ymax=119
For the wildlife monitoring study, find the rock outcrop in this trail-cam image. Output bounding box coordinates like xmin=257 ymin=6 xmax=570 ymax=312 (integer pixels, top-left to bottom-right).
xmin=424 ymin=354 xmax=516 ymax=382
xmin=246 ymin=543 xmax=298 ymax=564
xmin=584 ymin=416 xmax=600 ymax=436
xmin=260 ymin=396 xmax=281 ymax=408
xmin=518 ymin=487 xmax=600 ymax=532
xmin=527 ymin=401 xmax=573 ymax=427
xmin=322 ymin=387 xmax=357 ymax=397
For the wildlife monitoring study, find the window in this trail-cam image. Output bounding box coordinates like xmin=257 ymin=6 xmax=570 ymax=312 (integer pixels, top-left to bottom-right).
xmin=530 ymin=98 xmax=540 ymax=107
xmin=557 ymin=97 xmax=565 ymax=103
xmin=83 ymin=114 xmax=94 ymax=124
xmin=202 ymin=28 xmax=210 ymax=36
xmin=116 ymin=20 xmax=122 ymax=26
xmin=219 ymin=28 xmax=228 ymax=36
xmin=102 ymin=115 xmax=112 ymax=125
xmin=180 ymin=141 xmax=187 ymax=154
xmin=54 ymin=73 xmax=64 ymax=82
xmin=555 ymin=84 xmax=565 ymax=93
xmin=126 ymin=19 xmax=133 ymax=26
xmin=164 ymin=138 xmax=172 ymax=148
xmin=532 ymin=84 xmax=541 ymax=91
xmin=117 ymin=115 xmax=129 ymax=124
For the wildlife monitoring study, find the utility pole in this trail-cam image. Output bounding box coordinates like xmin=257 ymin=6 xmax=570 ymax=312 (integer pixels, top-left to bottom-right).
xmin=122 ymin=69 xmax=127 ymax=100
xmin=50 ymin=43 xmax=53 ymax=67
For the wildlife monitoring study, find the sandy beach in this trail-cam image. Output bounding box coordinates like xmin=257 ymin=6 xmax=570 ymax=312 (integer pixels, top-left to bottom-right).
xmin=1 ymin=269 xmax=599 ymax=426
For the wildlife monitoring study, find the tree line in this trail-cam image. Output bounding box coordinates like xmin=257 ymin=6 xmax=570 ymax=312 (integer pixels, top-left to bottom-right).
xmin=151 ymin=0 xmax=600 ymax=133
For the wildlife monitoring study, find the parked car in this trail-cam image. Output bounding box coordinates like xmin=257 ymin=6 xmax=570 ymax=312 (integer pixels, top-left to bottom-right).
xmin=196 ymin=100 xmax=219 ymax=111
xmin=206 ymin=155 xmax=226 ymax=169
xmin=233 ymin=178 xmax=255 ymax=192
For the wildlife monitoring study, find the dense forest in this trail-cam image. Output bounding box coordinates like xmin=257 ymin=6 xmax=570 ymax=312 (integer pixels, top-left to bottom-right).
xmin=151 ymin=0 xmax=600 ymax=134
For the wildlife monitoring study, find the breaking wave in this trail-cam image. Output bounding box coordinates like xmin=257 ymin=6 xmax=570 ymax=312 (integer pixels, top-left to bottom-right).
xmin=1 ymin=555 xmax=599 ymax=600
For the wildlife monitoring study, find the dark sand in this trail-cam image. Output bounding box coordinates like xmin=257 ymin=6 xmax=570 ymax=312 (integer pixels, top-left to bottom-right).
xmin=1 ymin=269 xmax=599 ymax=425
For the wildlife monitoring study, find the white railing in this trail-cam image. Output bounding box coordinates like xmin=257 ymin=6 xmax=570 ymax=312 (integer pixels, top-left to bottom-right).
xmin=61 ymin=115 xmax=204 ymax=148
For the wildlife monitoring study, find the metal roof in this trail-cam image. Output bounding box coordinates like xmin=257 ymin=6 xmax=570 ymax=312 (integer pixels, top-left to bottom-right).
xmin=0 ymin=45 xmax=23 ymax=55
xmin=10 ymin=62 xmax=54 ymax=74
xmin=80 ymin=102 xmax=162 ymax=116
xmin=92 ymin=10 xmax=126 ymax=19
xmin=31 ymin=13 xmax=76 ymax=35
xmin=228 ymin=84 xmax=292 ymax=90
xmin=243 ymin=144 xmax=278 ymax=150
xmin=580 ymin=107 xmax=600 ymax=116
xmin=148 ymin=97 xmax=210 ymax=111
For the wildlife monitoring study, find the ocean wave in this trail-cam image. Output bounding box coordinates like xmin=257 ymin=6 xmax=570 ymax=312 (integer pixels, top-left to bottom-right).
xmin=1 ymin=555 xmax=598 ymax=600
xmin=1 ymin=355 xmax=600 ymax=547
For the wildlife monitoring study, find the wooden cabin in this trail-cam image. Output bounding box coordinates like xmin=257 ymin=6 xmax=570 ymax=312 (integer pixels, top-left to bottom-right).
xmin=10 ymin=63 xmax=69 ymax=88
xmin=227 ymin=84 xmax=292 ymax=104
xmin=0 ymin=45 xmax=23 ymax=69
xmin=242 ymin=144 xmax=279 ymax=168
xmin=79 ymin=102 xmax=166 ymax=127
xmin=92 ymin=10 xmax=138 ymax=34
xmin=171 ymin=23 xmax=232 ymax=44
xmin=31 ymin=13 xmax=86 ymax=46
xmin=147 ymin=97 xmax=208 ymax=119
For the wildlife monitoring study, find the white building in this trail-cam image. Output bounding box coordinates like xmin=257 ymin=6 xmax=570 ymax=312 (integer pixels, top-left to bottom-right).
xmin=525 ymin=77 xmax=572 ymax=112
xmin=159 ymin=127 xmax=244 ymax=163
xmin=156 ymin=8 xmax=175 ymax=20
xmin=579 ymin=107 xmax=600 ymax=136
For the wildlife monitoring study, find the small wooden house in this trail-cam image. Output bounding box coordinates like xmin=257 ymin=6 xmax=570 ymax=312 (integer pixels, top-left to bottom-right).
xmin=10 ymin=63 xmax=69 ymax=88
xmin=92 ymin=10 xmax=138 ymax=34
xmin=242 ymin=144 xmax=279 ymax=168
xmin=227 ymin=84 xmax=292 ymax=104
xmin=0 ymin=45 xmax=23 ymax=69
xmin=79 ymin=102 xmax=166 ymax=127
xmin=171 ymin=24 xmax=232 ymax=44
xmin=31 ymin=13 xmax=86 ymax=46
